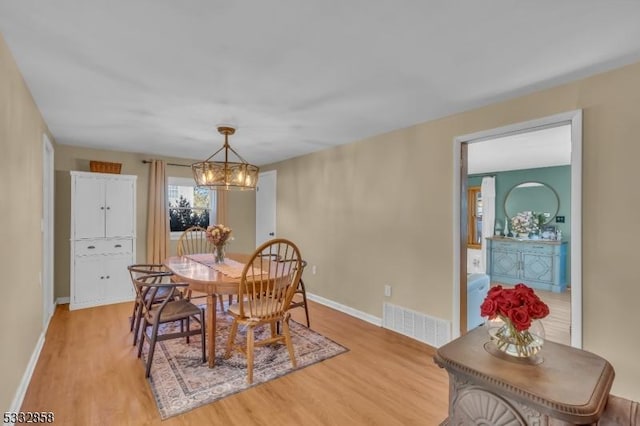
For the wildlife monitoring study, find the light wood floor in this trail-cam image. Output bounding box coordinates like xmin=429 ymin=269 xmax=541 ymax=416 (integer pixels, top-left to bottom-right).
xmin=20 ymin=301 xmax=450 ymax=425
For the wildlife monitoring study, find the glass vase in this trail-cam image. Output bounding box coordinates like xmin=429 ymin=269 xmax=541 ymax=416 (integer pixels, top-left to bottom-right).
xmin=214 ymin=244 xmax=226 ymax=264
xmin=486 ymin=316 xmax=545 ymax=358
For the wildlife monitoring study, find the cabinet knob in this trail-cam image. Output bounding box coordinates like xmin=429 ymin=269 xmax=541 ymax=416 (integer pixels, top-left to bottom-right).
xmin=114 ymin=244 xmax=122 ymax=248
xmin=106 ymin=275 xmax=110 ymax=279
xmin=100 ymin=276 xmax=104 ymax=279
xmin=106 ymin=206 xmax=111 ymax=210
xmin=100 ymin=207 xmax=105 ymax=210
xmin=269 ymin=232 xmax=275 ymax=236
xmin=87 ymin=245 xmax=96 ymax=249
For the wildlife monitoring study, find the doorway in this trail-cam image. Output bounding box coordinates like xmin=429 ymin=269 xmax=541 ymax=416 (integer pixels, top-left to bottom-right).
xmin=452 ymin=110 xmax=583 ymax=348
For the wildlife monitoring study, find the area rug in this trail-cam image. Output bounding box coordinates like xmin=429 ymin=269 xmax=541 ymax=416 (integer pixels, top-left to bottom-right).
xmin=141 ymin=308 xmax=348 ymax=419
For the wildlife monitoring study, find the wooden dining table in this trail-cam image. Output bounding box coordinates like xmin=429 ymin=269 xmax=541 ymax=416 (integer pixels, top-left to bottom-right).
xmin=164 ymin=252 xmax=251 ymax=367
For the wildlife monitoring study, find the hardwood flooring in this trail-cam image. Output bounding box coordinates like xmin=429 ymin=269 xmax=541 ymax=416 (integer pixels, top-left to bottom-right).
xmin=20 ymin=301 xmax=449 ymax=425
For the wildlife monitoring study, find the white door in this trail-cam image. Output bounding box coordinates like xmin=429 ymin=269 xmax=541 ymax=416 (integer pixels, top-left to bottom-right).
xmin=42 ymin=134 xmax=55 ymax=329
xmin=74 ymin=176 xmax=106 ymax=239
xmin=256 ymin=170 xmax=277 ymax=247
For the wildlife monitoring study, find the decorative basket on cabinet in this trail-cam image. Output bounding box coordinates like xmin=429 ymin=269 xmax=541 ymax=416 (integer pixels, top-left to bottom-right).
xmin=90 ymin=161 xmax=122 ymax=174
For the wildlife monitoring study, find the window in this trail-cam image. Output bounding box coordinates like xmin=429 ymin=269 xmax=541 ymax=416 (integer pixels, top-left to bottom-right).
xmin=467 ymin=186 xmax=482 ymax=248
xmin=168 ymin=177 xmax=216 ymax=238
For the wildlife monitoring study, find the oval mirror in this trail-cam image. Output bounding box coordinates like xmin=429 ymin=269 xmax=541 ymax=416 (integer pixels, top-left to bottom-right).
xmin=504 ymin=181 xmax=559 ymax=225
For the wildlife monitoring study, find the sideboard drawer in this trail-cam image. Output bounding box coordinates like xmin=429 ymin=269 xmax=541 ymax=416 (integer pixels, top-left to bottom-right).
xmin=491 ymin=241 xmax=520 ymax=251
xmin=520 ymin=244 xmax=555 ymax=255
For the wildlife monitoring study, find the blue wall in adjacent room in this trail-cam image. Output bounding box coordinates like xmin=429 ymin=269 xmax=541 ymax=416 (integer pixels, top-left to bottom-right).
xmin=468 ymin=165 xmax=572 ymax=285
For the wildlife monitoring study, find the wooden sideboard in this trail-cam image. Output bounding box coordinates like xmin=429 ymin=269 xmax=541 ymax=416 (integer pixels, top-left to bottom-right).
xmin=434 ymin=327 xmax=614 ymax=425
xmin=486 ymin=236 xmax=567 ymax=293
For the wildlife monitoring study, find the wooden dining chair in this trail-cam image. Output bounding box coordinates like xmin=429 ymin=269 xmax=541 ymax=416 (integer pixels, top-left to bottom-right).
xmin=176 ymin=225 xmax=213 ymax=257
xmin=127 ymin=264 xmax=176 ymax=346
xmin=176 ymin=226 xmax=226 ymax=310
xmin=134 ymin=273 xmax=206 ymax=378
xmin=224 ymin=238 xmax=303 ymax=384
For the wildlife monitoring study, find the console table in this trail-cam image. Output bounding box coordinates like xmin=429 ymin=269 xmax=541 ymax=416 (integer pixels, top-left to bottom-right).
xmin=434 ymin=327 xmax=614 ymax=425
xmin=486 ymin=236 xmax=567 ymax=293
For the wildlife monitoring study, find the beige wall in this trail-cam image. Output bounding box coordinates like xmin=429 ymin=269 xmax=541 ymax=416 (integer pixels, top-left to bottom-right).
xmin=268 ymin=61 xmax=640 ymax=400
xmin=0 ymin=36 xmax=52 ymax=410
xmin=53 ymin=146 xmax=256 ymax=299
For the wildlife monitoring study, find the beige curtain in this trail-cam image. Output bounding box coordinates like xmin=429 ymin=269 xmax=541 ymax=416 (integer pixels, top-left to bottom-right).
xmin=146 ymin=160 xmax=169 ymax=263
xmin=216 ymin=188 xmax=228 ymax=225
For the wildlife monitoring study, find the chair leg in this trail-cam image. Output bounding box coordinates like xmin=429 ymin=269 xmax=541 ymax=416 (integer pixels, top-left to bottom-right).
xmin=225 ymin=320 xmax=238 ymax=358
xmin=246 ymin=325 xmax=255 ymax=384
xmin=145 ymin=322 xmax=160 ymax=378
xmin=200 ymin=308 xmax=206 ymax=363
xmin=137 ymin=319 xmax=148 ymax=358
xmin=300 ymin=280 xmax=310 ymax=327
xmin=270 ymin=320 xmax=277 ymax=339
xmin=282 ymin=314 xmax=297 ymax=369
xmin=130 ymin=300 xmax=138 ymax=331
xmin=186 ymin=317 xmax=190 ymax=344
xmin=218 ymin=295 xmax=225 ymax=311
xmin=132 ymin=302 xmax=143 ymax=346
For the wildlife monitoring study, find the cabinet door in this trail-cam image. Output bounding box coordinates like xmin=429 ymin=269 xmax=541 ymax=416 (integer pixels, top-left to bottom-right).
xmin=74 ymin=256 xmax=105 ymax=305
xmin=103 ymin=254 xmax=135 ymax=303
xmin=522 ymin=253 xmax=553 ymax=283
xmin=74 ymin=177 xmax=106 ymax=239
xmin=105 ymin=179 xmax=135 ymax=238
xmin=492 ymin=250 xmax=520 ymax=279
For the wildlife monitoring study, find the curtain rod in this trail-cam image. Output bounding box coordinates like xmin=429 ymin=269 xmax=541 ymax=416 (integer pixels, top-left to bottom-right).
xmin=141 ymin=160 xmax=191 ymax=168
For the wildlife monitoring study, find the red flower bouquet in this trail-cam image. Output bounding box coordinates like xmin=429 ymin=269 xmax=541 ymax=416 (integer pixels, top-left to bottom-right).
xmin=480 ymin=283 xmax=549 ymax=357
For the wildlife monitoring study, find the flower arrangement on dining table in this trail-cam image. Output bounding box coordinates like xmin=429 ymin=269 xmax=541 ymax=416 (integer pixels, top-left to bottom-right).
xmin=510 ymin=211 xmax=541 ymax=236
xmin=480 ymin=283 xmax=550 ymax=357
xmin=205 ymin=224 xmax=232 ymax=263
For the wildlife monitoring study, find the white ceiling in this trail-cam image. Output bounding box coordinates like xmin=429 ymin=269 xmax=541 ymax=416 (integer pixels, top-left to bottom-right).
xmin=1 ymin=1 xmax=640 ymax=166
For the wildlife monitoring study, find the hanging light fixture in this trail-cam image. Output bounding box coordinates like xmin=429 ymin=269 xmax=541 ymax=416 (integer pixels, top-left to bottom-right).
xmin=192 ymin=126 xmax=259 ymax=190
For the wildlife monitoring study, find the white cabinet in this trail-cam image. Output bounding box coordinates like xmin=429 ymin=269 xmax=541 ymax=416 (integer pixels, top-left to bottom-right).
xmin=70 ymin=171 xmax=137 ymax=310
xmin=72 ymin=173 xmax=135 ymax=239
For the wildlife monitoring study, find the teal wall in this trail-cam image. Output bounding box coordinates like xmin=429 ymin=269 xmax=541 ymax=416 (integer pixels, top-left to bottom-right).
xmin=469 ymin=165 xmax=572 ymax=285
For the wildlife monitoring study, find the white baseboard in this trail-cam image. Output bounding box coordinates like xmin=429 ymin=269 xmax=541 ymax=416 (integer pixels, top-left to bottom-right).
xmin=7 ymin=332 xmax=45 ymax=418
xmin=56 ymin=296 xmax=70 ymax=304
xmin=306 ymin=292 xmax=382 ymax=327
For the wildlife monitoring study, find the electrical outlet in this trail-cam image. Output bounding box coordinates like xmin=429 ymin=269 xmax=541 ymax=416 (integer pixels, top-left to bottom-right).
xmin=384 ymin=285 xmax=392 ymax=297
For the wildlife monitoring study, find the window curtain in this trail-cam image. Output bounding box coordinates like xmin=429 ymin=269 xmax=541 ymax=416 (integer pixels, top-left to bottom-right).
xmin=215 ymin=188 xmax=228 ymax=225
xmin=146 ymin=160 xmax=169 ymax=263
xmin=480 ymin=176 xmax=496 ymax=272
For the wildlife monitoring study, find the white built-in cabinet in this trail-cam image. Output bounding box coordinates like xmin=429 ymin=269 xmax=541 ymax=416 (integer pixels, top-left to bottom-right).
xmin=70 ymin=171 xmax=136 ymax=310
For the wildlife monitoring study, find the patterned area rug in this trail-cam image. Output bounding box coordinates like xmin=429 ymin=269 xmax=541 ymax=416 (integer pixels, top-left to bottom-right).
xmin=142 ymin=308 xmax=348 ymax=419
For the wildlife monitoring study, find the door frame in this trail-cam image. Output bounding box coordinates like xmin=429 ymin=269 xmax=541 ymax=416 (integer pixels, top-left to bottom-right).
xmin=452 ymin=109 xmax=582 ymax=348
xmin=42 ymin=134 xmax=55 ymax=329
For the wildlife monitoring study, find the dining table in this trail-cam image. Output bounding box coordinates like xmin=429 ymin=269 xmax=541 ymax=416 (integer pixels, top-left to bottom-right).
xmin=164 ymin=252 xmax=251 ymax=367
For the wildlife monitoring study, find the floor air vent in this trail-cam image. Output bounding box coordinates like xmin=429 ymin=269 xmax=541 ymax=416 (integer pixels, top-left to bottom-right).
xmin=383 ymin=303 xmax=451 ymax=348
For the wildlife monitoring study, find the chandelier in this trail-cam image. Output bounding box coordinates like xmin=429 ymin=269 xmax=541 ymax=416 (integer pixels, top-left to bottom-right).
xmin=192 ymin=126 xmax=259 ymax=190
